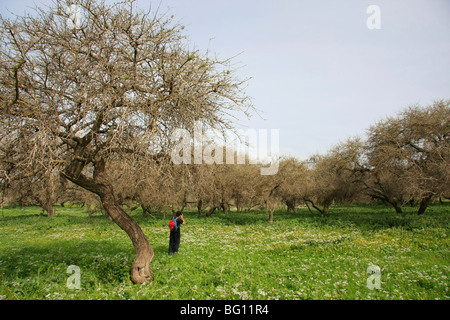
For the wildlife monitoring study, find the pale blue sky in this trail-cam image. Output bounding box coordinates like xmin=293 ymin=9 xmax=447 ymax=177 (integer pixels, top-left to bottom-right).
xmin=1 ymin=0 xmax=450 ymax=159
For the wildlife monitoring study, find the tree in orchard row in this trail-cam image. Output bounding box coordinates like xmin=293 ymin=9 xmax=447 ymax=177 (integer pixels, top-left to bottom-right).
xmin=0 ymin=0 xmax=253 ymax=283
xmin=363 ymin=101 xmax=449 ymax=215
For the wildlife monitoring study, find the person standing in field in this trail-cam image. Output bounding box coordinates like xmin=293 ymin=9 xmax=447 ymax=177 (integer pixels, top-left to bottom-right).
xmin=168 ymin=211 xmax=186 ymax=255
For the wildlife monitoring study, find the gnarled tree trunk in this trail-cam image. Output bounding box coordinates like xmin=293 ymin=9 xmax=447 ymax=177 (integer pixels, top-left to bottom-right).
xmin=418 ymin=194 xmax=433 ymax=215
xmin=265 ymin=200 xmax=277 ymax=224
xmin=63 ymin=158 xmax=154 ymax=284
xmin=101 ymin=191 xmax=154 ymax=283
xmin=206 ymin=205 xmax=219 ymax=217
xmin=390 ymin=201 xmax=403 ymax=214
xmin=197 ymin=199 xmax=203 ymax=216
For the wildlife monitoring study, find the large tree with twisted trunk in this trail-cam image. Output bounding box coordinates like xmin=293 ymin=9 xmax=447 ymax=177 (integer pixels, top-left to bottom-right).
xmin=0 ymin=0 xmax=252 ymax=283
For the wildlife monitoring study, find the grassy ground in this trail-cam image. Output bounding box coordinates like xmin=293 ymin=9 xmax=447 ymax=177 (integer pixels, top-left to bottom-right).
xmin=0 ymin=203 xmax=448 ymax=300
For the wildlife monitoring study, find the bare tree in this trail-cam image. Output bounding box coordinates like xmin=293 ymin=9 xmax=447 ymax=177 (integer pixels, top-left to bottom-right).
xmin=272 ymin=157 xmax=308 ymax=213
xmin=365 ymin=100 xmax=449 ymax=214
xmin=304 ymin=139 xmax=363 ymax=214
xmin=0 ymin=0 xmax=252 ymax=283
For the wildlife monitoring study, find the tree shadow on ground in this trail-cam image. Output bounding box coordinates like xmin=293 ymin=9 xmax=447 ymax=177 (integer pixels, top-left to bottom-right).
xmin=206 ymin=203 xmax=450 ymax=231
xmin=0 ymin=239 xmax=136 ymax=285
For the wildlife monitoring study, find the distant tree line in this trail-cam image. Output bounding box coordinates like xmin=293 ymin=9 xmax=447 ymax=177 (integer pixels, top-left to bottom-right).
xmin=2 ymin=100 xmax=448 ymax=220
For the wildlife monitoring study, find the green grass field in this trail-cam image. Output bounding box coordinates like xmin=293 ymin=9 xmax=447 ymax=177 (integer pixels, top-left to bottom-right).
xmin=0 ymin=203 xmax=449 ymax=300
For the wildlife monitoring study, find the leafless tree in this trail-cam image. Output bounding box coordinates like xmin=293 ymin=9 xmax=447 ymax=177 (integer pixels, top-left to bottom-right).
xmin=269 ymin=157 xmax=308 ymax=213
xmin=0 ymin=0 xmax=252 ymax=283
xmin=304 ymin=139 xmax=363 ymax=214
xmin=365 ymin=100 xmax=450 ymax=214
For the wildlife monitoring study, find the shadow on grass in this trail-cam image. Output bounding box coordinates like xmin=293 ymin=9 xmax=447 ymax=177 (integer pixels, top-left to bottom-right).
xmin=0 ymin=239 xmax=172 ymax=288
xmin=2 ymin=202 xmax=448 ymax=234
xmin=0 ymin=210 xmax=115 ymax=227
xmin=202 ymin=203 xmax=450 ymax=231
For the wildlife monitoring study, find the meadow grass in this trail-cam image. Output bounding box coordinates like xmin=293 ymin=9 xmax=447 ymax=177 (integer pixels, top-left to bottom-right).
xmin=0 ymin=203 xmax=448 ymax=300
